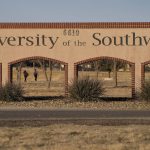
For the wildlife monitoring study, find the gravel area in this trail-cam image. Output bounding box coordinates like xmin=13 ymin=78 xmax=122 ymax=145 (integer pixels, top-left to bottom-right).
xmin=0 ymin=98 xmax=150 ymax=110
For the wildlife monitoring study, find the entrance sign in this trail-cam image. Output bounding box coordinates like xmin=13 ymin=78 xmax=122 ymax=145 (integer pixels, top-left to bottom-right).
xmin=0 ymin=23 xmax=150 ymax=97
xmin=93 ymin=32 xmax=150 ymax=46
xmin=1 ymin=31 xmax=150 ymax=47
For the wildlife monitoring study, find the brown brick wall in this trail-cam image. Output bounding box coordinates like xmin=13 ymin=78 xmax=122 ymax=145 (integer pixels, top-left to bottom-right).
xmin=0 ymin=63 xmax=2 ymax=87
xmin=141 ymin=63 xmax=145 ymax=88
xmin=0 ymin=22 xmax=150 ymax=29
xmin=1 ymin=22 xmax=149 ymax=98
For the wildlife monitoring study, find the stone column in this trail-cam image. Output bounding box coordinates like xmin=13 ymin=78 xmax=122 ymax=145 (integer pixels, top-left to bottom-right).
xmin=2 ymin=62 xmax=8 ymax=85
xmin=0 ymin=63 xmax=2 ymax=87
xmin=68 ymin=62 xmax=75 ymax=83
xmin=134 ymin=62 xmax=142 ymax=92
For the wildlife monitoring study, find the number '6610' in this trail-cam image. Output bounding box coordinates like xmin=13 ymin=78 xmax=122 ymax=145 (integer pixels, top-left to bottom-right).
xmin=63 ymin=29 xmax=80 ymax=36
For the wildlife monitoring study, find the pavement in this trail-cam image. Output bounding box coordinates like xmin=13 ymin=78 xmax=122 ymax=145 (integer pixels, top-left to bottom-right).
xmin=0 ymin=109 xmax=150 ymax=126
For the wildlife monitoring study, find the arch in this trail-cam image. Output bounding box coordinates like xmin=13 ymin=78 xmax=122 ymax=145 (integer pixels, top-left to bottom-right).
xmin=141 ymin=60 xmax=150 ymax=87
xmin=8 ymin=56 xmax=68 ymax=96
xmin=74 ymin=56 xmax=135 ymax=98
xmin=0 ymin=63 xmax=2 ymax=87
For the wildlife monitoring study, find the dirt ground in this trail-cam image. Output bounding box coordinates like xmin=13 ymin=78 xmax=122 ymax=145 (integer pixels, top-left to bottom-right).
xmin=0 ymin=99 xmax=150 ymax=110
xmin=0 ymin=124 xmax=149 ymax=150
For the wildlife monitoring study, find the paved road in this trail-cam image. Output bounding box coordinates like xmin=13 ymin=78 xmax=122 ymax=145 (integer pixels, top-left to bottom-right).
xmin=0 ymin=109 xmax=150 ymax=120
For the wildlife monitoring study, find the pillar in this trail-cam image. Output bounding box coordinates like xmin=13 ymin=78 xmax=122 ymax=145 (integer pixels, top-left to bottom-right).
xmin=0 ymin=63 xmax=2 ymax=87
xmin=2 ymin=62 xmax=8 ymax=85
xmin=68 ymin=62 xmax=75 ymax=83
xmin=134 ymin=62 xmax=142 ymax=92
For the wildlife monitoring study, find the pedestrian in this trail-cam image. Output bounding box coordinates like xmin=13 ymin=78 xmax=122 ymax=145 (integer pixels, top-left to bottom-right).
xmin=33 ymin=69 xmax=38 ymax=81
xmin=23 ymin=70 xmax=29 ymax=82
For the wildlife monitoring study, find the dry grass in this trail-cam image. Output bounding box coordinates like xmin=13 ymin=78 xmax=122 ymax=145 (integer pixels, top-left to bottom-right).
xmin=79 ymin=71 xmax=132 ymax=97
xmin=12 ymin=68 xmax=65 ymax=96
xmin=12 ymin=67 xmax=132 ymax=97
xmin=0 ymin=124 xmax=149 ymax=150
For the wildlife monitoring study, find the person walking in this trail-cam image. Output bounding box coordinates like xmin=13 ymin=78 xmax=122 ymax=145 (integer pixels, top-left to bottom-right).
xmin=33 ymin=69 xmax=38 ymax=81
xmin=23 ymin=70 xmax=29 ymax=82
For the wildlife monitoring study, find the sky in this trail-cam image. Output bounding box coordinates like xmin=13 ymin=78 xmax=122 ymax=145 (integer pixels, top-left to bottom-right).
xmin=0 ymin=0 xmax=150 ymax=22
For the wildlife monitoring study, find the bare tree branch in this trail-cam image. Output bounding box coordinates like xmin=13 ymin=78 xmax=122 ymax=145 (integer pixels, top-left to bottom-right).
xmin=37 ymin=59 xmax=48 ymax=81
xmin=48 ymin=60 xmax=53 ymax=88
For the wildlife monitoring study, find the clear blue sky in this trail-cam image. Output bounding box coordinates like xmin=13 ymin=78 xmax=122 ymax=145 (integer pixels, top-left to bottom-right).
xmin=0 ymin=0 xmax=150 ymax=22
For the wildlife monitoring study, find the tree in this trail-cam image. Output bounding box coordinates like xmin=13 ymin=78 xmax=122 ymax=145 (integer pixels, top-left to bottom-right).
xmin=17 ymin=62 xmax=23 ymax=83
xmin=48 ymin=60 xmax=53 ymax=88
xmin=94 ymin=59 xmax=127 ymax=87
xmin=94 ymin=60 xmax=100 ymax=79
xmin=113 ymin=60 xmax=117 ymax=87
xmin=37 ymin=59 xmax=48 ymax=81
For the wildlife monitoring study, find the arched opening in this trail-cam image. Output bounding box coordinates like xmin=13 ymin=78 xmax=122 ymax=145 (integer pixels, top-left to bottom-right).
xmin=8 ymin=57 xmax=68 ymax=97
xmin=75 ymin=57 xmax=135 ymax=98
xmin=0 ymin=63 xmax=2 ymax=87
xmin=142 ymin=61 xmax=150 ymax=85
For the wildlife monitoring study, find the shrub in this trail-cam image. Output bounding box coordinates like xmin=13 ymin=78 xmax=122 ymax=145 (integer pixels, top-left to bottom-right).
xmin=140 ymin=80 xmax=150 ymax=101
xmin=69 ymin=77 xmax=105 ymax=101
xmin=0 ymin=82 xmax=24 ymax=101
